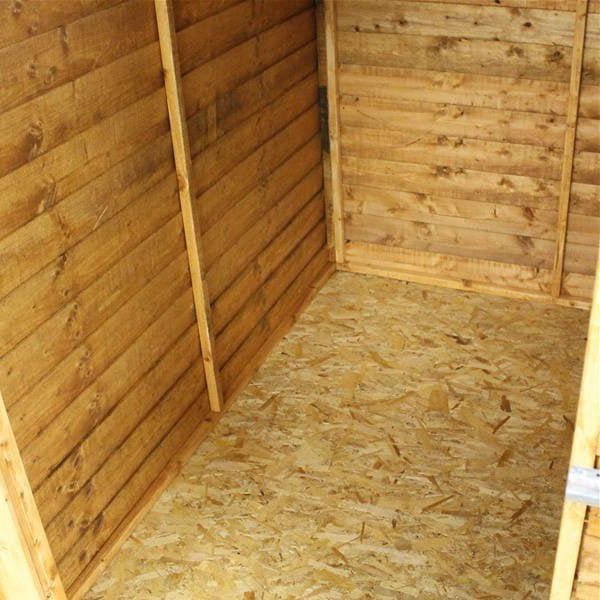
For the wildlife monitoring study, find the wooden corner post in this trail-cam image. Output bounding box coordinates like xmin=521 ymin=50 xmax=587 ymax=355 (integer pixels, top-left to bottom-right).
xmin=0 ymin=391 xmax=66 ymax=600
xmin=323 ymin=0 xmax=345 ymax=267
xmin=550 ymin=246 xmax=600 ymax=599
xmin=154 ymin=0 xmax=223 ymax=412
xmin=551 ymin=0 xmax=589 ymax=298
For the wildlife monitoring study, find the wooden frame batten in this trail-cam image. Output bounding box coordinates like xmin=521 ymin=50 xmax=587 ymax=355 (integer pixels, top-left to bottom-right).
xmin=154 ymin=0 xmax=224 ymax=412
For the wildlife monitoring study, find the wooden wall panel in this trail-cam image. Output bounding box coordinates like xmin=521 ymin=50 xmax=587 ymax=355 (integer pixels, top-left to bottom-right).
xmin=331 ymin=0 xmax=600 ymax=306
xmin=173 ymin=0 xmax=332 ymax=402
xmin=0 ymin=1 xmax=211 ymax=596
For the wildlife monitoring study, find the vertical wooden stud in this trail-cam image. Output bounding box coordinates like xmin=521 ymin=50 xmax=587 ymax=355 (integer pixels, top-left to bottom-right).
xmin=154 ymin=0 xmax=223 ymax=412
xmin=550 ymin=247 xmax=600 ymax=599
xmin=551 ymin=0 xmax=589 ymax=298
xmin=0 ymin=392 xmax=66 ymax=600
xmin=323 ymin=0 xmax=345 ymax=266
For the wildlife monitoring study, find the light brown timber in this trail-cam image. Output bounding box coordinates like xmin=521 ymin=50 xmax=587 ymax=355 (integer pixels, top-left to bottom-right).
xmin=154 ymin=0 xmax=223 ymax=412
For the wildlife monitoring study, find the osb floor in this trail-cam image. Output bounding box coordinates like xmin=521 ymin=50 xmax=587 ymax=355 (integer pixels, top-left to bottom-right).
xmin=87 ymin=272 xmax=590 ymax=599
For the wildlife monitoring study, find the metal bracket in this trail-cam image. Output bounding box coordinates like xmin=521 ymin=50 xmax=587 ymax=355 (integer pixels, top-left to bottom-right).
xmin=318 ymin=86 xmax=330 ymax=153
xmin=566 ymin=465 xmax=600 ymax=506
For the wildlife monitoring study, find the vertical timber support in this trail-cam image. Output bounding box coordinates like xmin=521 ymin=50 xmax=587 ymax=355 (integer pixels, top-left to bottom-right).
xmin=550 ymin=246 xmax=600 ymax=599
xmin=0 ymin=392 xmax=66 ymax=600
xmin=551 ymin=0 xmax=589 ymax=298
xmin=154 ymin=0 xmax=223 ymax=412
xmin=323 ymin=0 xmax=345 ymax=267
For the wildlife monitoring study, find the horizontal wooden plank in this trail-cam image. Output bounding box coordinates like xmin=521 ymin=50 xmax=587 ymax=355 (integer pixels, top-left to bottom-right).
xmin=573 ymin=151 xmax=600 ymax=184
xmin=579 ymin=84 xmax=600 ymax=118
xmin=35 ymin=325 xmax=201 ymax=526
xmin=341 ymin=245 xmax=590 ymax=308
xmin=222 ymin=247 xmax=330 ymax=397
xmin=57 ymin=373 xmax=209 ymax=589
xmin=0 ymin=0 xmax=156 ymax=113
xmin=338 ymin=31 xmax=574 ymax=82
xmin=562 ymin=271 xmax=596 ymax=299
xmin=213 ymin=201 xmax=328 ymax=335
xmin=340 ymin=96 xmax=566 ymax=148
xmin=344 ymin=184 xmax=559 ymax=240
xmin=577 ymin=117 xmax=600 ymax=151
xmin=571 ymin=181 xmax=600 ymax=216
xmin=206 ymin=171 xmax=324 ymax=301
xmin=173 ymin=0 xmax=242 ymax=31
xmin=565 ymin=242 xmax=600 ymax=275
xmin=203 ymin=135 xmax=322 ymax=268
xmin=198 ymin=102 xmax=320 ymax=234
xmin=215 ymin=219 xmax=327 ymax=367
xmin=0 ymin=86 xmax=170 ymax=242
xmin=339 ymin=64 xmax=568 ymax=114
xmin=0 ymin=41 xmax=164 ymax=179
xmin=342 ymin=155 xmax=558 ymax=209
xmin=11 ymin=252 xmax=192 ymax=459
xmin=346 ymin=211 xmax=597 ymax=273
xmin=217 ymin=41 xmax=317 ymax=135
xmin=192 ymin=75 xmax=318 ymax=198
xmin=337 ymin=0 xmax=576 ymax=46
xmin=346 ymin=210 xmax=555 ymax=268
xmin=21 ymin=287 xmax=196 ymax=491
xmin=0 ymin=0 xmax=124 ymax=51
xmin=0 ymin=215 xmax=185 ymax=409
xmin=341 ymin=126 xmax=563 ymax=180
xmin=177 ymin=0 xmax=312 ymax=75
xmin=0 ymin=172 xmax=179 ymax=358
xmin=182 ymin=8 xmax=316 ymax=118
xmin=345 ymin=241 xmax=552 ymax=293
xmin=0 ymin=134 xmax=174 ymax=299
xmin=387 ymin=0 xmax=596 ymax=10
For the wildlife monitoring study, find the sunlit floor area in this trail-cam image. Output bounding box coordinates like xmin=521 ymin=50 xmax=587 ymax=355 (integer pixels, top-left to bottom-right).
xmin=87 ymin=272 xmax=588 ymax=599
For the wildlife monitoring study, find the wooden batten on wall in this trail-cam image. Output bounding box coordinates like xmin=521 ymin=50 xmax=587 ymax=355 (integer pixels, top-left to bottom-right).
xmin=551 ymin=0 xmax=589 ymax=298
xmin=154 ymin=0 xmax=223 ymax=412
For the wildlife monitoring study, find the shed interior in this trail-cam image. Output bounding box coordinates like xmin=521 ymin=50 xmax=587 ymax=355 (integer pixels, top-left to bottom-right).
xmin=0 ymin=1 xmax=598 ymax=599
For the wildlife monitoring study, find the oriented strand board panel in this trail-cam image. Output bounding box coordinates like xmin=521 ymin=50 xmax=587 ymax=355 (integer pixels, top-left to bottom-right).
xmin=0 ymin=1 xmax=210 ymax=595
xmin=333 ymin=0 xmax=599 ymax=304
xmin=86 ymin=272 xmax=589 ymax=598
xmin=173 ymin=0 xmax=331 ymax=401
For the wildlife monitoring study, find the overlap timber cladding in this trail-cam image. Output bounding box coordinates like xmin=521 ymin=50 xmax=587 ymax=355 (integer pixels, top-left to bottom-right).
xmin=172 ymin=0 xmax=329 ymax=399
xmin=0 ymin=0 xmax=210 ymax=593
xmin=336 ymin=0 xmax=600 ymax=302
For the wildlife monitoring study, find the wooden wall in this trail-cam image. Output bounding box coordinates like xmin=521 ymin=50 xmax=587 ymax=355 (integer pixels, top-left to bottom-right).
xmin=173 ymin=0 xmax=331 ymax=401
xmin=0 ymin=1 xmax=212 ymax=595
xmin=0 ymin=1 xmax=331 ymax=596
xmin=327 ymin=0 xmax=600 ymax=306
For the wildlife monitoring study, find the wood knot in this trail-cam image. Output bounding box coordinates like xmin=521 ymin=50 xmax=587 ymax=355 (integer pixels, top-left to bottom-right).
xmin=507 ymin=45 xmax=525 ymax=58
xmin=27 ymin=121 xmax=44 ymax=160
xmin=546 ymin=49 xmax=564 ymax=63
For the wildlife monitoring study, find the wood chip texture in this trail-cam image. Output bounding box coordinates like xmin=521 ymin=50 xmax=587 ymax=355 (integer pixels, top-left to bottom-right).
xmin=87 ymin=272 xmax=589 ymax=599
